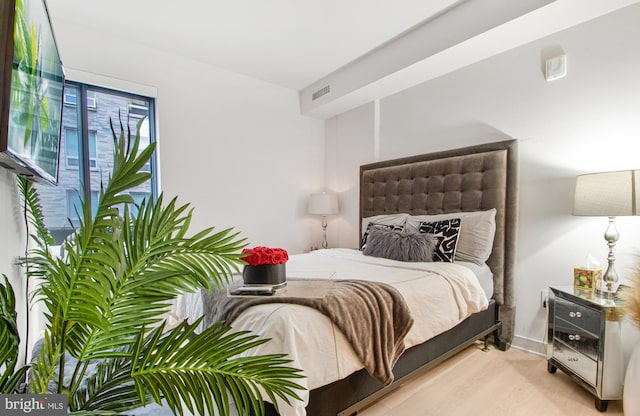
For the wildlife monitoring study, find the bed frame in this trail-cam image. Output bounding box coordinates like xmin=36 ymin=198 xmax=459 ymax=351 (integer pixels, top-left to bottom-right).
xmin=265 ymin=139 xmax=519 ymax=416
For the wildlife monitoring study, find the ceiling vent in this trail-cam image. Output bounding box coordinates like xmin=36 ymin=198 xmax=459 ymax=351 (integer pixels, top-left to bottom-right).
xmin=311 ymin=85 xmax=330 ymax=101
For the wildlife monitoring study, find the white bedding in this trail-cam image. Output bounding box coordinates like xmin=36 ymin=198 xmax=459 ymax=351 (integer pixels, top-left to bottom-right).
xmin=171 ymin=248 xmax=488 ymax=416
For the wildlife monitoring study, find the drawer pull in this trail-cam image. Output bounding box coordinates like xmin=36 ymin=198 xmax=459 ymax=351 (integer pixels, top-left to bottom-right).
xmin=569 ymin=311 xmax=582 ymax=318
xmin=568 ymin=334 xmax=581 ymax=341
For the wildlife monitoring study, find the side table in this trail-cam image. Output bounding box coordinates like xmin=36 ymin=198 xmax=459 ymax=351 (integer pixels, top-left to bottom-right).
xmin=546 ymin=286 xmax=625 ymax=411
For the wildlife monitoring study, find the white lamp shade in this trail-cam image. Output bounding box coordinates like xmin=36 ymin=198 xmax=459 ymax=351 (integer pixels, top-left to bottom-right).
xmin=308 ymin=192 xmax=339 ymax=215
xmin=573 ymin=170 xmax=640 ymax=217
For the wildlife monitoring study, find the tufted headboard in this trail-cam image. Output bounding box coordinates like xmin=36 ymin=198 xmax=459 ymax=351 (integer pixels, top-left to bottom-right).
xmin=359 ymin=140 xmax=519 ymax=343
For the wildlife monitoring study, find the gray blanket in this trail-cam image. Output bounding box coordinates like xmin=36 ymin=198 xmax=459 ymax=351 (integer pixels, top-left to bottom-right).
xmin=201 ymin=280 xmax=414 ymax=386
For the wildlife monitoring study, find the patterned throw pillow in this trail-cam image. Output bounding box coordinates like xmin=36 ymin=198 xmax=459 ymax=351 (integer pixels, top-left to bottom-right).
xmin=405 ymin=209 xmax=496 ymax=265
xmin=417 ymin=218 xmax=461 ymax=262
xmin=360 ymin=223 xmax=405 ymax=250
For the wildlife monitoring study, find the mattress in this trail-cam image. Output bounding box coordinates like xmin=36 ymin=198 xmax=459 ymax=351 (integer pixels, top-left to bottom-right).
xmin=170 ymin=248 xmax=488 ymax=416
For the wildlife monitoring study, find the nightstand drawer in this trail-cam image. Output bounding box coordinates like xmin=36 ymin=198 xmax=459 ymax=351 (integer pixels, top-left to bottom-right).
xmin=553 ymin=339 xmax=597 ymax=386
xmin=553 ymin=320 xmax=598 ymax=361
xmin=555 ymin=297 xmax=600 ymax=334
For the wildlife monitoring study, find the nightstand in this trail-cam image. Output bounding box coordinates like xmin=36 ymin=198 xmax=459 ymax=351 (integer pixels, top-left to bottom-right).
xmin=547 ymin=286 xmax=625 ymax=411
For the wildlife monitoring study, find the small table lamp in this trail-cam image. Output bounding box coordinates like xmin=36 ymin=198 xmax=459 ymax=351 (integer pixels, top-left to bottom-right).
xmin=573 ymin=169 xmax=639 ymax=298
xmin=308 ymin=192 xmax=339 ymax=249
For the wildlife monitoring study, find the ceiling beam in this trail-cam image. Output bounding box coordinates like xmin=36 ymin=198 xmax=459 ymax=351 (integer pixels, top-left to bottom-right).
xmin=299 ymin=0 xmax=638 ymax=119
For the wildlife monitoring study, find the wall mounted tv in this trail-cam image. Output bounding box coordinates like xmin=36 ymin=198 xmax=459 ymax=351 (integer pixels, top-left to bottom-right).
xmin=0 ymin=0 xmax=64 ymax=185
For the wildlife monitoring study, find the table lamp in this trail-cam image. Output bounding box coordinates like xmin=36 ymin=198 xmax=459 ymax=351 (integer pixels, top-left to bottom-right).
xmin=573 ymin=169 xmax=639 ymax=298
xmin=308 ymin=192 xmax=339 ymax=249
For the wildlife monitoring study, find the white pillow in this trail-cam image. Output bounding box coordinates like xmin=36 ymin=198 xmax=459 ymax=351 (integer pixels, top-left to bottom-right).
xmin=405 ymin=209 xmax=496 ymax=265
xmin=361 ymin=213 xmax=409 ymax=236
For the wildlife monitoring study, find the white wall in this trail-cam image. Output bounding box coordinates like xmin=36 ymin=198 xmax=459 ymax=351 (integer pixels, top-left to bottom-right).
xmin=0 ymin=170 xmax=27 ymax=363
xmin=326 ymin=5 xmax=640 ymax=353
xmin=50 ymin=21 xmax=326 ymax=254
xmin=325 ymin=102 xmax=377 ymax=248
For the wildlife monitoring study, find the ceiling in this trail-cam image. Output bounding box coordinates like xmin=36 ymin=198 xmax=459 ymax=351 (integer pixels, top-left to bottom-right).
xmin=46 ymin=0 xmax=463 ymax=91
xmin=46 ymin=0 xmax=639 ymax=117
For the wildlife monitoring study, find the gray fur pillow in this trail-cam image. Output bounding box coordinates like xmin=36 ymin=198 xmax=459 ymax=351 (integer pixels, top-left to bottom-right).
xmin=363 ymin=228 xmax=437 ymax=262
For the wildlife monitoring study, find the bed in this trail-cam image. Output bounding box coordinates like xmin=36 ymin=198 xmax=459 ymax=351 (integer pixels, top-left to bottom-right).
xmin=173 ymin=139 xmax=519 ymax=416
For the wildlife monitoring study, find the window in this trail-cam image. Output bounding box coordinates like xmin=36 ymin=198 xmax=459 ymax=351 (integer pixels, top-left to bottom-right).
xmin=128 ymin=99 xmax=148 ymax=118
xmin=36 ymin=81 xmax=157 ymax=244
xmin=63 ymin=91 xmax=77 ymax=106
xmin=86 ymin=91 xmax=97 ymax=109
xmin=65 ymin=128 xmax=97 ymax=168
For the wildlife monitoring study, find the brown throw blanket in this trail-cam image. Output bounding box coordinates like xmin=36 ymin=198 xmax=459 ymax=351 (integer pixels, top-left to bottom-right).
xmin=201 ymin=280 xmax=414 ymax=386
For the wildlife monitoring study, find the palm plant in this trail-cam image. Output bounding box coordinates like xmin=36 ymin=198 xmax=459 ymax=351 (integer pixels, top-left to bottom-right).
xmin=19 ymin=117 xmax=303 ymax=415
xmin=0 ymin=275 xmax=29 ymax=394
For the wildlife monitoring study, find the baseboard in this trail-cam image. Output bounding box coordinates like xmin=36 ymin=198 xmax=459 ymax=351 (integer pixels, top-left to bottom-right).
xmin=511 ymin=334 xmax=546 ymax=356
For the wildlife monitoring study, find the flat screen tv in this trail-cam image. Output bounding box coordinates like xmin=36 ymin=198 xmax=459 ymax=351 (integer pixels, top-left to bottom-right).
xmin=0 ymin=0 xmax=64 ymax=185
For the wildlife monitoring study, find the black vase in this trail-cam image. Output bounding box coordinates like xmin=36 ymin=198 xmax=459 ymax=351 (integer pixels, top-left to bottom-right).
xmin=242 ymin=263 xmax=286 ymax=287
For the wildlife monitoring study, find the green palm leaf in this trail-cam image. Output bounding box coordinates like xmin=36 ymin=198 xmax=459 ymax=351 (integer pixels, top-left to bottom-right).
xmin=129 ymin=320 xmax=303 ymax=416
xmin=76 ymin=193 xmax=246 ymax=359
xmin=34 ymin=119 xmax=155 ymax=356
xmin=69 ymin=354 xmax=148 ymax=414
xmin=28 ymin=331 xmax=61 ymax=394
xmin=67 ymin=320 xmax=304 ymax=416
xmin=17 ymin=177 xmax=55 ymax=248
xmin=0 ymin=275 xmax=29 ymax=393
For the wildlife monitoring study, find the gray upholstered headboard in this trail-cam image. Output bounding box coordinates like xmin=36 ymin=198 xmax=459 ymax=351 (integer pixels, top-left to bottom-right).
xmin=360 ymin=140 xmax=519 ymax=343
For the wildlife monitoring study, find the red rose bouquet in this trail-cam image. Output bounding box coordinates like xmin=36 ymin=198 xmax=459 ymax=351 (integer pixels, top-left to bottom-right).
xmin=241 ymin=246 xmax=289 ymax=266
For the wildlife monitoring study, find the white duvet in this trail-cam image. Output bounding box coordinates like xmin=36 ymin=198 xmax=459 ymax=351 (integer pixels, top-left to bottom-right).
xmin=171 ymin=248 xmax=488 ymax=416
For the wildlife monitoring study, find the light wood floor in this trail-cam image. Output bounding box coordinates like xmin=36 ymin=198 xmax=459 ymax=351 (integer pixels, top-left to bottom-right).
xmin=359 ymin=342 xmax=624 ymax=416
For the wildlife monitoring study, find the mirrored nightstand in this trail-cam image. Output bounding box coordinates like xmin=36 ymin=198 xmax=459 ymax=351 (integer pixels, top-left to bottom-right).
xmin=547 ymin=286 xmax=625 ymax=412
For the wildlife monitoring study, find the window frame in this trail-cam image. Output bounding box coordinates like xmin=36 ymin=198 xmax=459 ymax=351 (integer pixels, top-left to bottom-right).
xmin=64 ymin=80 xmax=158 ymax=221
